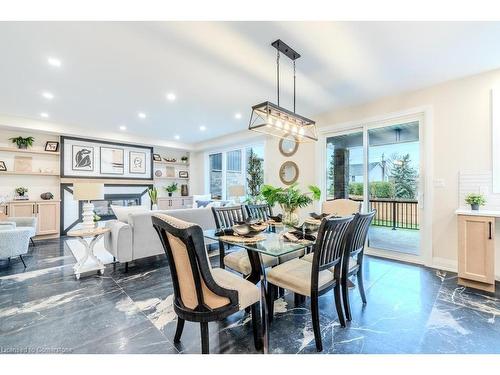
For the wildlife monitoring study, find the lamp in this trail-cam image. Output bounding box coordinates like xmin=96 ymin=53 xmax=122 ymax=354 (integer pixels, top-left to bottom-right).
xmin=228 ymin=185 xmax=245 ymax=202
xmin=73 ymin=183 xmax=104 ymax=231
xmin=248 ymin=39 xmax=318 ymax=143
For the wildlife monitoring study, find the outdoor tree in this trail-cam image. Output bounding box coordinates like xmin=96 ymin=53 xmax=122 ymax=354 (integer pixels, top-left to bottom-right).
xmin=327 ymin=152 xmax=335 ymax=196
xmin=246 ymin=149 xmax=264 ymax=203
xmin=389 ymin=153 xmax=418 ymax=199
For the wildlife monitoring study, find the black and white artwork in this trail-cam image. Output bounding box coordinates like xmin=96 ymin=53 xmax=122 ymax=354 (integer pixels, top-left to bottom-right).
xmin=100 ymin=147 xmax=124 ymax=175
xmin=72 ymin=145 xmax=94 ymax=171
xmin=129 ymin=151 xmax=146 ymax=174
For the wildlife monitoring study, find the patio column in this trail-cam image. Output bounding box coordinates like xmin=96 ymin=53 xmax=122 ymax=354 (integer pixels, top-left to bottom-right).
xmin=334 ymin=148 xmax=349 ymax=199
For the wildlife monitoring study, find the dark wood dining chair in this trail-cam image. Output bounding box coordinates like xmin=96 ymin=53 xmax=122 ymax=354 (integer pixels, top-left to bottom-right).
xmin=152 ymin=213 xmax=262 ymax=354
xmin=266 ymin=215 xmax=355 ymax=352
xmin=245 ymin=204 xmax=272 ymax=221
xmin=211 ymin=205 xmax=278 ymax=277
xmin=341 ymin=210 xmax=376 ymax=321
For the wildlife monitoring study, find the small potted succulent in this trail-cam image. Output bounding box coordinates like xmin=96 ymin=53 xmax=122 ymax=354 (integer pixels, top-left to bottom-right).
xmin=9 ymin=136 xmax=34 ymax=149
xmin=15 ymin=187 xmax=28 ymax=198
xmin=165 ymin=182 xmax=178 ymax=197
xmin=465 ymin=193 xmax=486 ymax=211
xmin=148 ymin=187 xmax=159 ymax=210
xmin=181 ymin=155 xmax=189 ymax=164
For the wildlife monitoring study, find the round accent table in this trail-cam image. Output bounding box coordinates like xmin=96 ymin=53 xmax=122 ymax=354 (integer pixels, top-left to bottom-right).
xmin=67 ymin=227 xmax=110 ymax=280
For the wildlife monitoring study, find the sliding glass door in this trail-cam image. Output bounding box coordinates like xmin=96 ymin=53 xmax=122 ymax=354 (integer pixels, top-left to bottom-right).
xmin=325 ymin=118 xmax=423 ymax=260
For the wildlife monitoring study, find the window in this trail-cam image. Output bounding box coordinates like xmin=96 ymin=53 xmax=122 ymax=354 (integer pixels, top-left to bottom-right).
xmin=207 ymin=144 xmax=264 ymax=200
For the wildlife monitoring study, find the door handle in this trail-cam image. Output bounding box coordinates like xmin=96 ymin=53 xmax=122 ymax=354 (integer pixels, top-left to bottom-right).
xmin=489 ymin=221 xmax=492 ymax=240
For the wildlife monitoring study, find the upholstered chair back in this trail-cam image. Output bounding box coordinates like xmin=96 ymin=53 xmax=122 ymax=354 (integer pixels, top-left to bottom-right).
xmin=152 ymin=214 xmax=237 ymax=312
xmin=211 ymin=205 xmax=246 ymax=229
xmin=348 ymin=211 xmax=376 ymax=257
xmin=312 ymin=216 xmax=354 ymax=274
xmin=321 ymin=199 xmax=361 ymax=217
xmin=245 ymin=204 xmax=272 ymax=221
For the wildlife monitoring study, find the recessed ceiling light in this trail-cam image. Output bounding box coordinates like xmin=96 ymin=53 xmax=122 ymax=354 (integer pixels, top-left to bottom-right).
xmin=235 ymin=113 xmax=242 ymax=120
xmin=166 ymin=92 xmax=176 ymax=102
xmin=119 ymin=125 xmax=127 ymax=131
xmin=40 ymin=112 xmax=49 ymax=118
xmin=174 ymin=135 xmax=180 ymax=140
xmin=47 ymin=57 xmax=62 ymax=67
xmin=199 ymin=125 xmax=206 ymax=131
xmin=138 ymin=112 xmax=146 ymax=119
xmin=42 ymin=91 xmax=54 ymax=100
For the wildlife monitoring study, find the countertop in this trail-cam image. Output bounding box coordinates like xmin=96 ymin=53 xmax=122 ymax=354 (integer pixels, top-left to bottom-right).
xmin=455 ymin=208 xmax=500 ymax=217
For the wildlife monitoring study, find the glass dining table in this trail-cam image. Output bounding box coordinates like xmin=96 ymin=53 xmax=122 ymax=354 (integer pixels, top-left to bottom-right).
xmin=204 ymin=226 xmax=314 ymax=353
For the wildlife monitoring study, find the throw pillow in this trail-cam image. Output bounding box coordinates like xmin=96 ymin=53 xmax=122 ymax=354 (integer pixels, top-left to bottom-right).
xmin=195 ymin=200 xmax=212 ymax=208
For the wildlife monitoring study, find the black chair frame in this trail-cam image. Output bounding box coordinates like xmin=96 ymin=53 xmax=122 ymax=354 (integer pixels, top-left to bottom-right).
xmin=152 ymin=216 xmax=262 ymax=354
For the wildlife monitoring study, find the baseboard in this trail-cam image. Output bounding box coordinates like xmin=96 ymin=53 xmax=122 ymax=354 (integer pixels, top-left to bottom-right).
xmin=431 ymin=256 xmax=500 ymax=282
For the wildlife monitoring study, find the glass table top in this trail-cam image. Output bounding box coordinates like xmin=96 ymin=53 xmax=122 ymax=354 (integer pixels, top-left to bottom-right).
xmin=203 ymin=226 xmax=313 ymax=257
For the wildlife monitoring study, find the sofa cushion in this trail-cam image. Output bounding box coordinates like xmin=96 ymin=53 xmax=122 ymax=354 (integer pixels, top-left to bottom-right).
xmin=111 ymin=205 xmax=149 ymax=223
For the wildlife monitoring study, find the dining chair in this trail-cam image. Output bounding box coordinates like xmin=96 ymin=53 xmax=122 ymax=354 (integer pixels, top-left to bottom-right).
xmin=245 ymin=204 xmax=272 ymax=221
xmin=322 ymin=199 xmax=361 ymax=217
xmin=152 ymin=213 xmax=262 ymax=354
xmin=341 ymin=210 xmax=375 ymax=321
xmin=212 ymin=205 xmax=277 ymax=278
xmin=266 ymin=215 xmax=355 ymax=352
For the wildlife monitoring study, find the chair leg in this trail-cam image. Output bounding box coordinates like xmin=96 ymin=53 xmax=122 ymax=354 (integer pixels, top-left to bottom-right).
xmin=267 ymin=283 xmax=276 ymax=322
xmin=357 ymin=269 xmax=367 ymax=304
xmin=200 ymin=322 xmax=209 ymax=354
xmin=294 ymin=293 xmax=305 ymax=307
xmin=218 ymin=241 xmax=225 ymax=269
xmin=124 ymin=262 xmax=129 ymax=273
xmin=341 ymin=277 xmax=352 ymax=321
xmin=30 ymin=238 xmax=35 ymax=247
xmin=251 ymin=303 xmax=263 ymax=351
xmin=310 ymin=291 xmax=322 ymax=352
xmin=174 ymin=318 xmax=185 ymax=343
xmin=278 ymin=287 xmax=285 ymax=298
xmin=334 ymin=284 xmax=346 ymax=327
xmin=19 ymin=255 xmax=27 ymax=268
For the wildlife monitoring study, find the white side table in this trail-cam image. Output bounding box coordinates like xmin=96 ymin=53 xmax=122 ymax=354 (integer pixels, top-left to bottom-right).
xmin=67 ymin=227 xmax=110 ymax=280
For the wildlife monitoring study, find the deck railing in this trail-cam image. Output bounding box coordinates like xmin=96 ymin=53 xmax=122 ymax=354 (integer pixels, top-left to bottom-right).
xmin=351 ymin=197 xmax=419 ymax=230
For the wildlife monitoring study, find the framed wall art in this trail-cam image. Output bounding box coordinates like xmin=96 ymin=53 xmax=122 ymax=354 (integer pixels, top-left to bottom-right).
xmin=100 ymin=147 xmax=124 ymax=175
xmin=72 ymin=145 xmax=94 ymax=171
xmin=129 ymin=151 xmax=146 ymax=174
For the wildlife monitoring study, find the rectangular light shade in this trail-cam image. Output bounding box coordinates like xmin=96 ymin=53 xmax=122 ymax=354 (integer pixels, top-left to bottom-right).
xmin=249 ymin=101 xmax=318 ymax=143
xmin=228 ymin=184 xmax=245 ymax=197
xmin=73 ymin=183 xmax=104 ymax=201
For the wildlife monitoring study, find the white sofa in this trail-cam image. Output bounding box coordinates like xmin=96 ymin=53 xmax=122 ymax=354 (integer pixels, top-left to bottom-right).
xmin=103 ymin=207 xmax=216 ymax=265
xmin=0 ymin=222 xmax=32 ymax=268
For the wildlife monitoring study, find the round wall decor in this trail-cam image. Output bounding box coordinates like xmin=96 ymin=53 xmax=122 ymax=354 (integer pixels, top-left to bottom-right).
xmin=279 ymin=134 xmax=299 ymax=157
xmin=279 ymin=161 xmax=299 ymax=185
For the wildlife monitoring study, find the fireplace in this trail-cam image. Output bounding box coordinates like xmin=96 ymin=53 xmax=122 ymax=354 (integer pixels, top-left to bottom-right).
xmin=79 ymin=193 xmax=142 ymax=221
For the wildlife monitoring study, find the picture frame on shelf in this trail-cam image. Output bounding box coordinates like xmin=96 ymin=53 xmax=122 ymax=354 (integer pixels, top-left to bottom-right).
xmin=0 ymin=161 xmax=6 ymax=171
xmin=100 ymin=147 xmax=124 ymax=175
xmin=45 ymin=141 xmax=59 ymax=152
xmin=179 ymin=170 xmax=189 ymax=179
xmin=129 ymin=151 xmax=146 ymax=174
xmin=72 ymin=145 xmax=94 ymax=171
xmin=153 ymin=154 xmax=162 ymax=162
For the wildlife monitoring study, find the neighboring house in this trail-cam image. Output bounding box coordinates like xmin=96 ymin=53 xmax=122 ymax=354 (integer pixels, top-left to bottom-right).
xmin=350 ymin=161 xmax=387 ymax=183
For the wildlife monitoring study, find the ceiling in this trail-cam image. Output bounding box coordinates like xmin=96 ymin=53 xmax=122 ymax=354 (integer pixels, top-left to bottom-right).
xmin=1 ymin=21 xmax=500 ymax=147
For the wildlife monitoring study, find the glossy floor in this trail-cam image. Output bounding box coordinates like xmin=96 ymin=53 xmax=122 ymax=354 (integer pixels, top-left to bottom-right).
xmin=0 ymin=238 xmax=499 ymax=354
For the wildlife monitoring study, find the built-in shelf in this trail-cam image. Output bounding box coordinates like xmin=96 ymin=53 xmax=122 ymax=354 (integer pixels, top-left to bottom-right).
xmin=0 ymin=147 xmax=60 ymax=156
xmin=154 ymin=161 xmax=189 ymax=167
xmin=0 ymin=171 xmax=60 ymax=177
xmin=154 ymin=177 xmax=189 ymax=181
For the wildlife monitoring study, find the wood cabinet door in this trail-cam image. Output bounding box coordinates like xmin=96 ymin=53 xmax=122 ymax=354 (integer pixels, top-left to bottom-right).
xmin=8 ymin=202 xmax=35 ymax=217
xmin=458 ymin=215 xmax=495 ymax=284
xmin=170 ymin=198 xmax=183 ymax=210
xmin=181 ymin=198 xmax=193 ymax=208
xmin=158 ymin=198 xmax=171 ymax=210
xmin=36 ymin=201 xmax=60 ymax=235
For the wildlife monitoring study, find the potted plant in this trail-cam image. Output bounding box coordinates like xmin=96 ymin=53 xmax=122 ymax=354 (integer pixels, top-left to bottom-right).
xmin=148 ymin=187 xmax=159 ymax=210
xmin=9 ymin=136 xmax=35 ymax=149
xmin=465 ymin=193 xmax=486 ymax=211
xmin=15 ymin=187 xmax=28 ymax=198
xmin=165 ymin=182 xmax=178 ymax=197
xmin=181 ymin=156 xmax=189 ymax=164
xmin=261 ymin=183 xmax=321 ymax=226
xmin=93 ymin=213 xmax=101 ymax=228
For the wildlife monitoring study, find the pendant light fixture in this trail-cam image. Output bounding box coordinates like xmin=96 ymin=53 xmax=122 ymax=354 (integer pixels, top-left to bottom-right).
xmin=248 ymin=39 xmax=317 ymax=142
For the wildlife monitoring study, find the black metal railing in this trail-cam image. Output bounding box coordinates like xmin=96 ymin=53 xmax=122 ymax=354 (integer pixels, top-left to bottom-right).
xmin=352 ymin=198 xmax=419 ymax=230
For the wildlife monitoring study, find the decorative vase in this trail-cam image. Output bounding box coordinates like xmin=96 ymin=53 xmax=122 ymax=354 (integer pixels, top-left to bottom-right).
xmin=283 ymin=209 xmax=300 ymax=227
xmin=181 ymin=184 xmax=189 ymax=197
xmin=168 ymin=192 xmax=173 ymax=197
xmin=152 ymin=203 xmax=158 ymax=210
xmin=471 ymin=204 xmax=479 ymax=211
xmin=18 ymin=144 xmax=27 ymax=149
